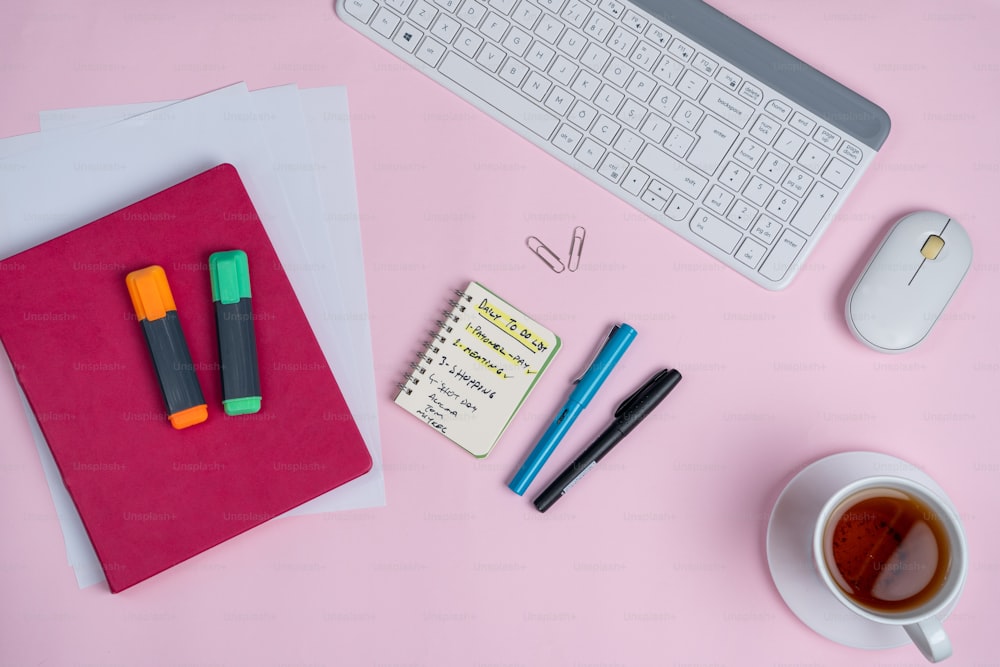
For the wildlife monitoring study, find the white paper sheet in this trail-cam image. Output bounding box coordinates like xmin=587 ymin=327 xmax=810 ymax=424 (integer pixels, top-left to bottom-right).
xmin=0 ymin=83 xmax=384 ymax=588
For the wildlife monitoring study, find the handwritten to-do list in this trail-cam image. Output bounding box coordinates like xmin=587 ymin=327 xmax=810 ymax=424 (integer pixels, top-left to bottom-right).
xmin=394 ymin=281 xmax=561 ymax=458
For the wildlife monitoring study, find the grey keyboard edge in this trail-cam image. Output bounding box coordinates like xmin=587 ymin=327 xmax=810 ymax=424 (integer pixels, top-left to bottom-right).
xmin=633 ymin=0 xmax=891 ymax=151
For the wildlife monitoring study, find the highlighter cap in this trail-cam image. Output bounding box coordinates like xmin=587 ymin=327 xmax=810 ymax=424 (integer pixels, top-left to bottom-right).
xmin=125 ymin=265 xmax=176 ymax=321
xmin=209 ymin=250 xmax=252 ymax=304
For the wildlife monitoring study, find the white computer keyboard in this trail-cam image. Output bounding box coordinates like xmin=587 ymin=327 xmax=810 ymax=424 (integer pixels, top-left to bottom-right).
xmin=336 ymin=0 xmax=890 ymax=289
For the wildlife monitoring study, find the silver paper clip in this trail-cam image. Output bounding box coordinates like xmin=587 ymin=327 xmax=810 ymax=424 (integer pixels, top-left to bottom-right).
xmin=567 ymin=225 xmax=586 ymax=272
xmin=526 ymin=236 xmax=565 ymax=273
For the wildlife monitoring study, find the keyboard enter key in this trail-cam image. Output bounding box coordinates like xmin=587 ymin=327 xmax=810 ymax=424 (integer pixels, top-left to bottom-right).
xmin=687 ymin=115 xmax=738 ymax=176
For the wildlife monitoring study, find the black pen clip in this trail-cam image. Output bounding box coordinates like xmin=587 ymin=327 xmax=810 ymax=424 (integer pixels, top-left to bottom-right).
xmin=572 ymin=324 xmax=620 ymax=385
xmin=614 ymin=369 xmax=673 ymax=418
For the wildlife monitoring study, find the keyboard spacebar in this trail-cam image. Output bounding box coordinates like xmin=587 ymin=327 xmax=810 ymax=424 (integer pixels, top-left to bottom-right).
xmin=439 ymin=53 xmax=559 ymax=140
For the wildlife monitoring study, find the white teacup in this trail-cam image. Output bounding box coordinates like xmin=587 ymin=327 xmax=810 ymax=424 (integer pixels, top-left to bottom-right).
xmin=812 ymin=475 xmax=967 ymax=663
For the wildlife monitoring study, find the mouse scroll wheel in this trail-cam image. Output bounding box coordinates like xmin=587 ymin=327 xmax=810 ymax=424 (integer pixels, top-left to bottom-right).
xmin=921 ymin=234 xmax=945 ymax=260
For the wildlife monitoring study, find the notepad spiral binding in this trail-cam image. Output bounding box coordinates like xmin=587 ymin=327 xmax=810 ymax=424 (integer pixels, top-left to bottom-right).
xmin=397 ymin=287 xmax=472 ymax=396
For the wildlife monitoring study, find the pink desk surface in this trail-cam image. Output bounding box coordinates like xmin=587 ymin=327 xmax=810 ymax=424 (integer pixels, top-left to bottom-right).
xmin=2 ymin=0 xmax=998 ymax=664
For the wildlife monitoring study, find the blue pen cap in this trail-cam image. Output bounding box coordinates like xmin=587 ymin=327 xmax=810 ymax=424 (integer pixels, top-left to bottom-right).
xmin=568 ymin=323 xmax=637 ymax=407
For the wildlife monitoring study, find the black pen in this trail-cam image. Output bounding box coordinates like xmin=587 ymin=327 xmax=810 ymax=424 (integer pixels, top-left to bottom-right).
xmin=532 ymin=368 xmax=682 ymax=512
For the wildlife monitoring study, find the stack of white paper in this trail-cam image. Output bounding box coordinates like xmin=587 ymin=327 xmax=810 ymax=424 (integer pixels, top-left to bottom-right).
xmin=0 ymin=82 xmax=385 ymax=588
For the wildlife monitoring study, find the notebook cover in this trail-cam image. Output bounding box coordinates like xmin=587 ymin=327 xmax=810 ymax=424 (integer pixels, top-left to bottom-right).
xmin=0 ymin=164 xmax=372 ymax=592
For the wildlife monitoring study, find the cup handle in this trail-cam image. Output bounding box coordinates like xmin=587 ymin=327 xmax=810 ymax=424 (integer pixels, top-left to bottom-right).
xmin=904 ymin=617 xmax=952 ymax=663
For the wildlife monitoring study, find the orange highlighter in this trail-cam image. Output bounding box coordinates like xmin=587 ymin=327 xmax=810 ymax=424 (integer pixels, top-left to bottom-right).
xmin=125 ymin=265 xmax=208 ymax=429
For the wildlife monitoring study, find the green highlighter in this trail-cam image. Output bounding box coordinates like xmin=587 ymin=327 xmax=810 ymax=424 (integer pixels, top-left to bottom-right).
xmin=209 ymin=250 xmax=262 ymax=415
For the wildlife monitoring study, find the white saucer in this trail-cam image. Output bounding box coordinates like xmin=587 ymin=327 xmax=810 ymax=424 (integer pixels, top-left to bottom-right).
xmin=766 ymin=451 xmax=960 ymax=649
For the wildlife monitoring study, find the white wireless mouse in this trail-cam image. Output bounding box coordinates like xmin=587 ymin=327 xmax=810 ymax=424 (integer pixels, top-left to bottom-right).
xmin=846 ymin=211 xmax=972 ymax=353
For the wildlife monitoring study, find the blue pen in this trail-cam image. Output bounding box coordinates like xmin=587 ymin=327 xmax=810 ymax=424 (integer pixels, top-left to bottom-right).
xmin=508 ymin=323 xmax=637 ymax=495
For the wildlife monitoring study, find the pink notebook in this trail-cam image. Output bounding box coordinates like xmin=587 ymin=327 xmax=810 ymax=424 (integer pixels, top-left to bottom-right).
xmin=0 ymin=164 xmax=372 ymax=592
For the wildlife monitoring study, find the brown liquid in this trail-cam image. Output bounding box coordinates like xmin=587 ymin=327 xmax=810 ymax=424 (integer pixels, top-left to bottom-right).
xmin=826 ymin=489 xmax=951 ymax=613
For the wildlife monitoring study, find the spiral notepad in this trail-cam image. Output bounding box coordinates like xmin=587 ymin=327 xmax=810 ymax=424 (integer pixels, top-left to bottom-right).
xmin=395 ymin=281 xmax=560 ymax=458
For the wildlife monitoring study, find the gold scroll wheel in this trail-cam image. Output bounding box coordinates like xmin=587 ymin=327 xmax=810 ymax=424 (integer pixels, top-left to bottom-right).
xmin=921 ymin=234 xmax=945 ymax=260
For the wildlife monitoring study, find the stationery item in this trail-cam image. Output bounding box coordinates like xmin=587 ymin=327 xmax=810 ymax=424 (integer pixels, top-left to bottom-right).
xmin=0 ymin=163 xmax=372 ymax=592
xmin=209 ymin=250 xmax=262 ymax=415
xmin=567 ymin=226 xmax=586 ymax=273
xmin=533 ymin=368 xmax=682 ymax=512
xmin=125 ymin=265 xmax=209 ymax=430
xmin=526 ymin=236 xmax=565 ymax=273
xmin=394 ymin=281 xmax=560 ymax=458
xmin=508 ymin=323 xmax=637 ymax=495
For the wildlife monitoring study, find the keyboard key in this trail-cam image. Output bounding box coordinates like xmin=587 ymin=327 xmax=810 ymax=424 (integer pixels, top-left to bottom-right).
xmin=622 ymin=9 xmax=647 ymax=33
xmin=650 ymin=86 xmax=680 ymax=116
xmin=598 ymin=0 xmax=625 ymax=18
xmin=455 ymin=28 xmax=485 ymax=57
xmin=561 ymin=0 xmax=590 ymax=27
xmin=781 ymin=166 xmax=812 ymax=197
xmin=690 ymin=209 xmax=741 ymax=253
xmin=759 ymin=152 xmax=789 ymax=182
xmin=550 ymin=55 xmax=577 ymax=86
xmin=575 ymin=137 xmax=605 ymax=168
xmin=822 ymin=157 xmax=854 ymax=188
xmin=759 ymin=229 xmax=806 ymax=281
xmin=522 ymin=71 xmax=551 ymax=100
xmin=667 ymin=38 xmax=694 ymax=62
xmin=409 ymin=0 xmax=438 ymax=27
xmin=677 ymin=70 xmax=708 ymax=99
xmin=372 ymin=7 xmax=402 ymax=37
xmin=665 ymin=194 xmax=693 ymax=221
xmin=838 ymin=141 xmax=863 ymax=165
xmin=765 ymin=191 xmax=796 ymax=221
xmin=751 ymin=216 xmax=780 ymax=244
xmin=749 ymin=114 xmax=779 ymax=144
xmin=511 ymin=0 xmax=541 ymax=26
xmin=743 ymin=176 xmax=773 ymax=206
xmin=652 ymin=55 xmax=683 ymax=85
xmin=734 ymin=138 xmax=764 ymax=168
xmin=594 ymin=84 xmax=624 ymax=113
xmin=580 ymin=43 xmax=610 ymax=71
xmin=593 ymin=114 xmax=621 ymax=144
xmin=790 ymin=112 xmax=816 ymax=135
xmin=389 ymin=0 xmax=413 ymax=17
xmin=641 ymin=188 xmax=667 ymax=211
xmin=647 ymin=180 xmax=673 ymax=199
xmin=814 ymin=126 xmax=841 ymax=151
xmin=789 ymin=182 xmax=836 ymax=236
xmin=480 ymin=11 xmax=509 ymax=38
xmin=557 ymin=28 xmax=587 ymax=58
xmin=774 ymin=128 xmax=805 ymax=159
xmin=629 ymin=41 xmax=658 ymax=71
xmin=738 ymin=82 xmax=763 ymax=105
xmin=735 ymin=237 xmax=767 ymax=268
xmin=645 ymin=24 xmax=670 ymax=48
xmin=617 ymin=99 xmax=645 ymax=128
xmin=605 ymin=58 xmax=634 ymax=87
xmin=664 ymin=127 xmax=694 ymax=157
xmin=687 ymin=115 xmax=738 ymax=175
xmin=490 ymin=0 xmax=517 ymax=13
xmin=719 ymin=162 xmax=750 ymax=191
xmin=439 ymin=52 xmax=559 ymax=138
xmin=715 ymin=67 xmax=741 ymax=91
xmin=673 ymin=100 xmax=703 ymax=131
xmin=538 ymin=0 xmax=566 ymax=12
xmin=570 ymin=69 xmax=600 ymax=99
xmin=797 ymin=143 xmax=829 ymax=174
xmin=639 ymin=113 xmax=668 ymax=143
xmin=536 ymin=14 xmax=565 ymax=43
xmin=393 ymin=23 xmax=424 ymax=52
xmin=727 ymin=200 xmax=757 ymax=229
xmin=543 ymin=86 xmax=575 ymax=115
xmin=692 ymin=53 xmax=718 ymax=76
xmin=526 ymin=41 xmax=556 ymax=69
xmin=433 ymin=0 xmax=460 ymax=11
xmin=636 ymin=145 xmax=708 ymax=198
xmin=608 ymin=26 xmax=638 ymax=56
xmin=552 ymin=123 xmax=583 ymax=153
xmin=415 ymin=36 xmax=446 ymax=66
xmin=430 ymin=13 xmax=461 ymax=42
xmin=701 ymin=85 xmax=753 ymax=128
xmin=764 ymin=99 xmax=791 ymax=121
xmin=584 ymin=12 xmax=613 ymax=41
xmin=345 ymin=0 xmax=379 ymax=22
xmin=568 ymin=100 xmax=598 ymax=129
xmin=598 ymin=152 xmax=628 ymax=182
xmin=502 ymin=26 xmax=531 ymax=55
xmin=476 ymin=42 xmax=507 ymax=71
xmin=626 ymin=72 xmax=656 ymax=102
xmin=621 ymin=167 xmax=649 ymax=195
xmin=704 ymin=184 xmax=734 ymax=215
